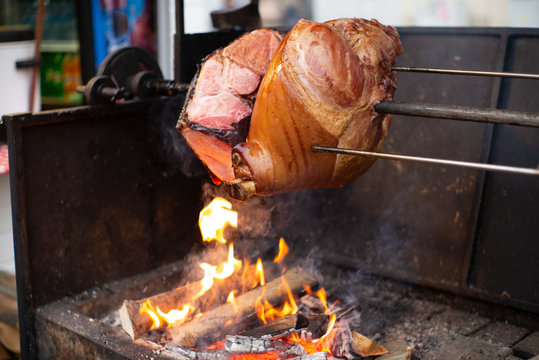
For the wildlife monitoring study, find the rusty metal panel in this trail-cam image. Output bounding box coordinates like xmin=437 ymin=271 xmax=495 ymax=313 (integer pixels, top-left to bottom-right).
xmin=469 ymin=34 xmax=539 ymax=309
xmin=4 ymin=97 xmax=204 ymax=359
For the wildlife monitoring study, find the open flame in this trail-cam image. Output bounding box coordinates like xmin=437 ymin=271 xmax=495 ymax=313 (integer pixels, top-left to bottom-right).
xmin=138 ymin=196 xmax=340 ymax=358
xmin=198 ymin=243 xmax=242 ymax=297
xmin=273 ymin=237 xmax=289 ymax=264
xmin=255 ymin=272 xmax=298 ymax=324
xmin=199 ymin=197 xmax=238 ymax=243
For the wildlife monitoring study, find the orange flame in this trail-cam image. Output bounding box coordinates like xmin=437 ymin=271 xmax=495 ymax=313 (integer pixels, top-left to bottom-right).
xmin=273 ymin=237 xmax=289 ymax=263
xmin=255 ymin=258 xmax=265 ymax=286
xmin=255 ymin=274 xmax=298 ymax=324
xmin=199 ymin=197 xmax=238 ymax=244
xmin=198 ymin=243 xmax=242 ymax=297
xmin=316 ymin=288 xmax=329 ymax=314
xmin=227 ymin=290 xmax=238 ymax=314
xmin=139 ymin=300 xmax=194 ymax=329
xmin=139 ymin=300 xmax=161 ymax=329
xmin=290 ymin=315 xmax=337 ymax=354
xmin=156 ymin=304 xmax=194 ymax=326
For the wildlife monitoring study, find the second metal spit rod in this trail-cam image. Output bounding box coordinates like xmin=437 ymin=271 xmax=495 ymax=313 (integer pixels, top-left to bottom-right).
xmin=374 ymin=101 xmax=539 ymax=128
xmin=393 ymin=66 xmax=539 ymax=80
xmin=311 ymin=145 xmax=539 ymax=177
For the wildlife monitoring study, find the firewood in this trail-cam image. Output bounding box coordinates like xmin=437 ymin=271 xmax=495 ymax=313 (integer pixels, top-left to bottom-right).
xmin=350 ymin=331 xmax=388 ymax=357
xmin=119 ymin=281 xmax=201 ymax=339
xmin=164 ymin=267 xmax=318 ymax=347
xmin=120 ymin=265 xmax=258 ymax=339
xmin=241 ymin=313 xmax=308 ymax=338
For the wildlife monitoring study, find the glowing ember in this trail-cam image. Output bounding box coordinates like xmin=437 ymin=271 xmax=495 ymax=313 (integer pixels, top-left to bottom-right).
xmin=273 ymin=237 xmax=289 ymax=263
xmin=199 ymin=197 xmax=238 ymax=244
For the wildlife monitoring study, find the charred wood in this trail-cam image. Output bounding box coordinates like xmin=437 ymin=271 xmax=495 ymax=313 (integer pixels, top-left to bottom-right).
xmin=289 ymin=352 xmax=333 ymax=360
xmin=164 ymin=268 xmax=318 ymax=347
xmin=241 ymin=313 xmax=308 ymax=338
xmin=224 ymin=335 xmax=308 ymax=356
xmin=224 ymin=335 xmax=275 ymax=353
xmin=165 ymin=345 xmax=230 ymax=360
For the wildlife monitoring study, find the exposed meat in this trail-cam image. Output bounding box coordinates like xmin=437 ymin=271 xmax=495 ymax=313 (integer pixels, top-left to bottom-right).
xmin=230 ymin=18 xmax=403 ymax=199
xmin=178 ymin=29 xmax=283 ymax=146
xmin=177 ymin=28 xmax=282 ymax=182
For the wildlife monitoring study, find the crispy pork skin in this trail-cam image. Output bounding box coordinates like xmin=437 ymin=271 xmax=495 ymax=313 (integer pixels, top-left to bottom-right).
xmin=230 ymin=19 xmax=402 ymax=199
xmin=177 ymin=28 xmax=283 ymax=182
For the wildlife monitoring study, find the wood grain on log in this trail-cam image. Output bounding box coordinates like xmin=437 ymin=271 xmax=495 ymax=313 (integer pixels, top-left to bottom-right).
xmin=120 ymin=265 xmax=258 ymax=339
xmin=165 ymin=267 xmax=318 ymax=347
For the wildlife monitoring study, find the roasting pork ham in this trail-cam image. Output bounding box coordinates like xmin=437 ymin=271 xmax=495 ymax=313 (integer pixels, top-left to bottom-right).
xmin=178 ymin=18 xmax=402 ymax=197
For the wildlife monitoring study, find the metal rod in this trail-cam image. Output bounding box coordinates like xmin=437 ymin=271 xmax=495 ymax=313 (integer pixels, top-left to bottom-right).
xmin=311 ymin=145 xmax=539 ymax=177
xmin=393 ymin=66 xmax=539 ymax=80
xmin=374 ymin=101 xmax=539 ymax=128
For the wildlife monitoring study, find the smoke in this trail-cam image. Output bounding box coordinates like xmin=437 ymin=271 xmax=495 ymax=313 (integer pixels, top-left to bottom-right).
xmin=148 ymin=94 xmax=206 ymax=178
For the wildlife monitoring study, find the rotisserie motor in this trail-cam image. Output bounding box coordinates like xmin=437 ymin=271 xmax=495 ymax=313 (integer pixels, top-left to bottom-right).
xmin=178 ymin=18 xmax=403 ymax=198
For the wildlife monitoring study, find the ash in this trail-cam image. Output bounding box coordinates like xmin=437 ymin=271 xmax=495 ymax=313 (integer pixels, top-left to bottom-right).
xmin=313 ymin=265 xmax=537 ymax=360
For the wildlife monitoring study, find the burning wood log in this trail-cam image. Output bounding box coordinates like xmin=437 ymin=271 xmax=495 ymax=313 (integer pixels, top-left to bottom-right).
xmin=164 ymin=267 xmax=318 ymax=347
xmin=240 ymin=313 xmax=308 ymax=338
xmin=119 ymin=265 xmax=258 ymax=339
xmin=119 ymin=281 xmax=200 ymax=339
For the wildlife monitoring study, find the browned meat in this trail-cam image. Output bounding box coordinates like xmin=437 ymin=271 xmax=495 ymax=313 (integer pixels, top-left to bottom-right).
xmin=230 ymin=18 xmax=402 ymax=199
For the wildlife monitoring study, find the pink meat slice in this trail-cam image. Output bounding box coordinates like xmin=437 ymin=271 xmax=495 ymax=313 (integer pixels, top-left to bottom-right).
xmin=181 ymin=29 xmax=283 ymax=137
xmin=178 ymin=28 xmax=283 ymax=184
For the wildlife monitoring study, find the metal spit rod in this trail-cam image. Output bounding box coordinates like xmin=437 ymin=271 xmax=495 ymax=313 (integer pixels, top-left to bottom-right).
xmin=311 ymin=145 xmax=539 ymax=177
xmin=393 ymin=66 xmax=539 ymax=80
xmin=374 ymin=101 xmax=539 ymax=128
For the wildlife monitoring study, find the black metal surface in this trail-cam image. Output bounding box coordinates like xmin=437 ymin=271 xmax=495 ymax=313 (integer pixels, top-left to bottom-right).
xmin=4 ymin=97 xmax=204 ymax=359
xmin=175 ymin=30 xmax=245 ymax=83
xmin=469 ymin=34 xmax=539 ymax=307
xmin=210 ymin=0 xmax=262 ymax=31
xmin=75 ymin=0 xmax=96 ymax=84
xmin=375 ymin=101 xmax=539 ymax=127
xmin=297 ymin=28 xmax=538 ymax=313
xmin=97 ymin=46 xmax=163 ymax=89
